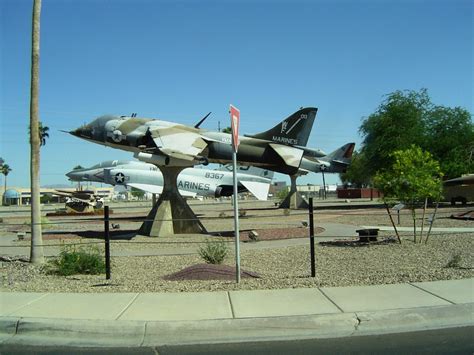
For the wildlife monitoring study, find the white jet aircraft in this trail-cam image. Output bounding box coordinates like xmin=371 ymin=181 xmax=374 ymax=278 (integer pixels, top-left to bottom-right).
xmin=66 ymin=160 xmax=273 ymax=201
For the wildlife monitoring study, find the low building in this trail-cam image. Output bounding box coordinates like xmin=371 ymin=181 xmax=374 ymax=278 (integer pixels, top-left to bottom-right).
xmin=1 ymin=186 xmax=114 ymax=206
xmin=337 ymin=187 xmax=382 ymax=200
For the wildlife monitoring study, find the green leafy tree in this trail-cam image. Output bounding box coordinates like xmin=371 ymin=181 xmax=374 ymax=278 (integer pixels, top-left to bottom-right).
xmin=130 ymin=187 xmax=145 ymax=200
xmin=1 ymin=163 xmax=12 ymax=205
xmin=424 ymin=106 xmax=474 ymax=179
xmin=40 ymin=194 xmax=54 ymax=204
xmin=222 ymin=126 xmax=232 ymax=134
xmin=340 ymin=151 xmax=372 ymax=187
xmin=276 ymin=186 xmax=289 ymax=200
xmin=374 ymin=146 xmax=443 ymax=243
xmin=345 ymin=89 xmax=472 ymax=187
xmin=359 ymin=89 xmax=430 ymax=177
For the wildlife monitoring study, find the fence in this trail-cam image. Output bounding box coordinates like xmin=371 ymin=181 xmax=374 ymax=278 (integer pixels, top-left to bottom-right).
xmin=1 ymin=199 xmax=472 ymax=285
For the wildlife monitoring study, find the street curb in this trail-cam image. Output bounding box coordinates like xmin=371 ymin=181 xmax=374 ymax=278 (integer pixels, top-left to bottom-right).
xmin=0 ymin=318 xmax=146 ymax=347
xmin=355 ymin=303 xmax=473 ymax=335
xmin=142 ymin=312 xmax=358 ymax=346
xmin=0 ymin=318 xmax=18 ymax=342
xmin=0 ymin=304 xmax=472 ymax=347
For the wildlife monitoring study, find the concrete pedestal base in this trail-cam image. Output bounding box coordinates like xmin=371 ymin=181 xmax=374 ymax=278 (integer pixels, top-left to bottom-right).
xmin=279 ymin=175 xmax=309 ymax=210
xmin=138 ymin=167 xmax=207 ymax=236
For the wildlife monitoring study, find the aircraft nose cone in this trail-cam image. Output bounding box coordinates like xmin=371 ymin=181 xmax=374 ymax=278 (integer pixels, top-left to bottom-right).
xmin=69 ymin=126 xmax=93 ymax=139
xmin=66 ymin=170 xmax=82 ymax=181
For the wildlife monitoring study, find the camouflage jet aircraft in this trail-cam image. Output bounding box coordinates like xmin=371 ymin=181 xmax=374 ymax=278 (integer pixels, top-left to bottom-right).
xmin=69 ymin=107 xmax=354 ymax=175
xmin=66 ymin=160 xmax=273 ymax=201
xmin=49 ymin=189 xmax=104 ymax=213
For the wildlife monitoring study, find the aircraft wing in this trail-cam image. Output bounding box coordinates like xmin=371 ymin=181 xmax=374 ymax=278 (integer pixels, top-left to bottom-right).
xmin=269 ymin=144 xmax=304 ymax=168
xmin=240 ymin=180 xmax=270 ymax=201
xmin=50 ymin=190 xmax=73 ymax=198
xmin=151 ymin=127 xmax=208 ymax=161
xmin=51 ymin=190 xmax=95 ymax=201
xmin=127 ymin=183 xmax=163 ymax=195
xmin=127 ymin=183 xmax=197 ymax=198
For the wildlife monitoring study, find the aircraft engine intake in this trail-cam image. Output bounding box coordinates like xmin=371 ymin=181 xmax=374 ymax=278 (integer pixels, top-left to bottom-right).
xmin=214 ymin=186 xmax=233 ymax=198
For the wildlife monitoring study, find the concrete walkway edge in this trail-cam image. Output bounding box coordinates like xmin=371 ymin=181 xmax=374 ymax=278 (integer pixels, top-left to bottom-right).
xmin=1 ymin=278 xmax=473 ymax=347
xmin=0 ymin=304 xmax=472 ymax=347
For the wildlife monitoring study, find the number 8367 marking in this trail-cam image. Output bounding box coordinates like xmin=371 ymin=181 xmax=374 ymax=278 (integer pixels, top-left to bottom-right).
xmin=205 ymin=172 xmax=224 ymax=179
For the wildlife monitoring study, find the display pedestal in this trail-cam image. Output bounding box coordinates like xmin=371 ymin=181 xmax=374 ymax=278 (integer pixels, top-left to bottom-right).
xmin=279 ymin=174 xmax=309 ymax=210
xmin=138 ymin=167 xmax=207 ymax=236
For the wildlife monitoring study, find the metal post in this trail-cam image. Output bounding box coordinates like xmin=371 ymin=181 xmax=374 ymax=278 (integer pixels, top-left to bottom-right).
xmin=321 ymin=170 xmax=327 ymax=200
xmin=104 ymin=205 xmax=111 ymax=280
xmin=309 ymin=197 xmax=315 ymax=277
xmin=232 ymin=152 xmax=241 ymax=283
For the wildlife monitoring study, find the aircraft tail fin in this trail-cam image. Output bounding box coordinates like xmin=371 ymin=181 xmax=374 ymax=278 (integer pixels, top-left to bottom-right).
xmin=245 ymin=107 xmax=317 ymax=146
xmin=322 ymin=143 xmax=355 ymax=167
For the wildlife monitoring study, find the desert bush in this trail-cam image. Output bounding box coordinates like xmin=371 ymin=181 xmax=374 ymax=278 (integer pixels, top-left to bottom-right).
xmin=446 ymin=253 xmax=462 ymax=268
xmin=49 ymin=244 xmax=105 ymax=276
xmin=198 ymin=239 xmax=228 ymax=264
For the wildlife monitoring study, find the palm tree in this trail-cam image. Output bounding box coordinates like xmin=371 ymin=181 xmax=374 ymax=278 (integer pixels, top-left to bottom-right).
xmin=39 ymin=122 xmax=49 ymax=146
xmin=28 ymin=121 xmax=49 ymax=146
xmin=29 ymin=0 xmax=44 ymax=264
xmin=1 ymin=164 xmax=12 ymax=205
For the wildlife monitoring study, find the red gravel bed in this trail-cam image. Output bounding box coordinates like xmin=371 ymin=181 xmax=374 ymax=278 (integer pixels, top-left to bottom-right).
xmin=164 ymin=263 xmax=260 ymax=280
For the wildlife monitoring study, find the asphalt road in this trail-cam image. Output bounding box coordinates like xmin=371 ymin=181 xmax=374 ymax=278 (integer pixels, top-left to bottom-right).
xmin=1 ymin=326 xmax=473 ymax=355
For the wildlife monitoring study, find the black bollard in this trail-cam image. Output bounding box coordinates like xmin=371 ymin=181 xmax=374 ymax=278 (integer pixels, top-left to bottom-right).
xmin=104 ymin=206 xmax=111 ymax=280
xmin=309 ymin=198 xmax=315 ymax=277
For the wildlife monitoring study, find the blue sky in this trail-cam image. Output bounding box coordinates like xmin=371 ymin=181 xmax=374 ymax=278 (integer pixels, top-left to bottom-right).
xmin=1 ymin=0 xmax=472 ymax=188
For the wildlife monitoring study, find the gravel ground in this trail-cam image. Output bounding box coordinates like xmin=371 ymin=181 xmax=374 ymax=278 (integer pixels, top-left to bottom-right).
xmin=1 ymin=233 xmax=472 ymax=293
xmin=333 ymin=206 xmax=473 ymax=229
xmin=1 ymin=201 xmax=472 ymax=293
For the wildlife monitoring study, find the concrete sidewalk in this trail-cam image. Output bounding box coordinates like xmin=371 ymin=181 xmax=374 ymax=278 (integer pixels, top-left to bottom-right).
xmin=1 ymin=278 xmax=473 ymax=347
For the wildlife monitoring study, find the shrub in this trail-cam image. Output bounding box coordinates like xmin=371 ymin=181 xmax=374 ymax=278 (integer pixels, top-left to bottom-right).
xmin=49 ymin=244 xmax=105 ymax=276
xmin=198 ymin=239 xmax=228 ymax=264
xmin=41 ymin=216 xmax=55 ymax=230
xmin=277 ymin=187 xmax=289 ymax=201
xmin=446 ymin=253 xmax=462 ymax=268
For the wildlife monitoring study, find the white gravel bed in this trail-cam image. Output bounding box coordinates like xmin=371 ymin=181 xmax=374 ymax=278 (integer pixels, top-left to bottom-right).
xmin=2 ymin=233 xmax=472 ymax=293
